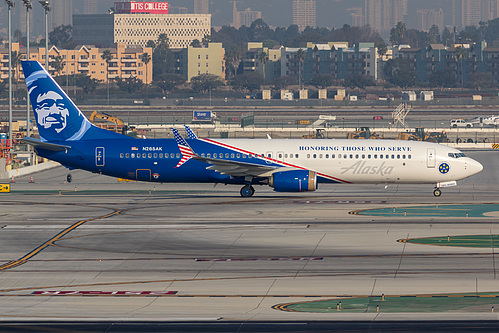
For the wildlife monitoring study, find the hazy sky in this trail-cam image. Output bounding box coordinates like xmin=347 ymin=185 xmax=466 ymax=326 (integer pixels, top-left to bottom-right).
xmin=166 ymin=0 xmax=453 ymax=28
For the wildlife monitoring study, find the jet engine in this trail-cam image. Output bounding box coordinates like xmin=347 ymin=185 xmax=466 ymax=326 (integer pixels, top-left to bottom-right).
xmin=269 ymin=170 xmax=317 ymax=192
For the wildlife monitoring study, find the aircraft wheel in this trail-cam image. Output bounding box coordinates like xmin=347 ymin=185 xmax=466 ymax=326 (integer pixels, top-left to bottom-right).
xmin=67 ymin=174 xmax=72 ymax=183
xmin=240 ymin=185 xmax=255 ymax=198
xmin=433 ymin=188 xmax=442 ymax=197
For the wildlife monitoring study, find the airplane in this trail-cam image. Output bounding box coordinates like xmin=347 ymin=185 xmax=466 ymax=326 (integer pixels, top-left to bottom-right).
xmin=21 ymin=60 xmax=483 ymax=198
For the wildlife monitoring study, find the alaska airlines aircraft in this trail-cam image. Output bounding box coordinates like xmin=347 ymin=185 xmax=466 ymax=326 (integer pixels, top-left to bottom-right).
xmin=21 ymin=61 xmax=483 ymax=197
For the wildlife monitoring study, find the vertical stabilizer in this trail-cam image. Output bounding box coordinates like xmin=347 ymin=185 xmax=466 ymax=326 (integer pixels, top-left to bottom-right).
xmin=22 ymin=61 xmax=125 ymax=142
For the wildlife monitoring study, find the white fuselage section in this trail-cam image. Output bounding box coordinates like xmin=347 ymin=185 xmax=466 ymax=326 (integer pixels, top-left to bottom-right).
xmin=213 ymin=139 xmax=483 ymax=184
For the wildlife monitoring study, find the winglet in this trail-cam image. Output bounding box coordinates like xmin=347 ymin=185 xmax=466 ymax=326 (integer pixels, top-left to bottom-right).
xmin=184 ymin=126 xmax=198 ymax=139
xmin=172 ymin=128 xmax=196 ymax=168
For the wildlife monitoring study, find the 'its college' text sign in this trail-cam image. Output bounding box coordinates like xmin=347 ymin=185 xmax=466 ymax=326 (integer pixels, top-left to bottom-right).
xmin=114 ymin=2 xmax=169 ymax=14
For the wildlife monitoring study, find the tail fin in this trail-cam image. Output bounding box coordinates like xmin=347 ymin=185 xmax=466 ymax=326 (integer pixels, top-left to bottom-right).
xmin=184 ymin=125 xmax=198 ymax=139
xmin=172 ymin=128 xmax=196 ymax=168
xmin=22 ymin=61 xmax=123 ymax=142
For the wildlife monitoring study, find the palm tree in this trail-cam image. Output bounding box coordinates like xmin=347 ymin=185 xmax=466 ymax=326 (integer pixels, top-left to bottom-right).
xmin=202 ymin=34 xmax=212 ymax=47
xmin=258 ymin=50 xmax=269 ymax=88
xmin=51 ymin=55 xmax=65 ymax=77
xmin=157 ymin=33 xmax=169 ymax=48
xmin=454 ymin=46 xmax=467 ymax=88
xmin=377 ymin=42 xmax=388 ymax=80
xmin=296 ymin=48 xmax=306 ymax=90
xmin=140 ymin=52 xmax=151 ymax=85
xmin=11 ymin=51 xmax=22 ymax=99
xmin=101 ymin=50 xmax=113 ymax=104
xmin=224 ymin=45 xmax=242 ymax=79
xmin=190 ymin=39 xmax=201 ymax=48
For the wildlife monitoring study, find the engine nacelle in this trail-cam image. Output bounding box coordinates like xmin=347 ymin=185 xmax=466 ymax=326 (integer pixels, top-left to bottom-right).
xmin=269 ymin=170 xmax=317 ymax=192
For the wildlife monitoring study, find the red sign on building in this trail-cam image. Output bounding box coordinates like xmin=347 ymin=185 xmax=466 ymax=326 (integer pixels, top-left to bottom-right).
xmin=114 ymin=2 xmax=169 ymax=14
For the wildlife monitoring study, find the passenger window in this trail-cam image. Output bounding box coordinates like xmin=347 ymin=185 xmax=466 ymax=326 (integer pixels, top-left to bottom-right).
xmin=408 ymin=155 xmax=412 ymax=159
xmin=285 ymin=154 xmax=288 ymax=158
xmin=397 ymin=154 xmax=400 ymax=159
xmin=148 ymin=153 xmax=152 ymax=158
xmin=344 ymin=154 xmax=347 ymax=158
xmin=355 ymin=154 xmax=359 ymax=159
xmin=332 ymin=154 xmax=335 ymax=158
xmin=362 ymin=154 xmax=365 ymax=159
xmin=176 ymin=153 xmax=180 ymax=158
xmin=237 ymin=154 xmax=240 ymax=158
xmin=131 ymin=153 xmax=135 ymax=158
xmin=380 ymin=155 xmax=383 ymax=159
xmin=307 ymin=154 xmax=310 ymax=158
xmin=142 ymin=153 xmax=147 ymax=158
xmin=402 ymin=155 xmax=405 ymax=159
xmin=213 ymin=153 xmax=217 ymax=158
xmin=125 ymin=153 xmax=129 ymax=158
xmin=231 ymin=153 xmax=235 ymax=158
xmin=154 ymin=153 xmax=157 ymax=158
xmin=325 ymin=154 xmax=329 ymax=158
xmin=170 ymin=153 xmax=175 ymax=158
xmin=319 ymin=154 xmax=322 ymax=158
xmin=295 ymin=154 xmax=299 ymax=158
xmin=159 ymin=153 xmax=163 ymax=158
xmin=391 ymin=155 xmax=395 ymax=159
xmin=313 ymin=154 xmax=317 ymax=158
xmin=350 ymin=154 xmax=353 ymax=159
xmin=225 ymin=153 xmax=229 ymax=158
xmin=207 ymin=153 xmax=211 ymax=158
xmin=137 ymin=154 xmax=141 ymax=159
xmin=368 ymin=154 xmax=371 ymax=159
xmin=200 ymin=153 xmax=205 ymax=157
xmin=120 ymin=153 xmax=124 ymax=158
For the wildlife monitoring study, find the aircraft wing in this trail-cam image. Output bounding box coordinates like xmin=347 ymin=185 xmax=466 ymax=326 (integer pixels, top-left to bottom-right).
xmin=21 ymin=137 xmax=71 ymax=151
xmin=195 ymin=156 xmax=278 ymax=177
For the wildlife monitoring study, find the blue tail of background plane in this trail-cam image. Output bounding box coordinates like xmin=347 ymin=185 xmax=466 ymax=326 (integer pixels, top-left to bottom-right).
xmin=22 ymin=61 xmax=125 ymax=142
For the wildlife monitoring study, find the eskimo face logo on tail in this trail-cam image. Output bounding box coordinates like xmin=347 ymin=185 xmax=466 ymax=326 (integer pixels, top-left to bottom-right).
xmin=35 ymin=91 xmax=69 ymax=133
xmin=25 ymin=66 xmax=88 ymax=142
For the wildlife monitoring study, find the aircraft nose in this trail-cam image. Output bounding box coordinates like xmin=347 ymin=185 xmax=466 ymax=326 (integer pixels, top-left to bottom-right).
xmin=467 ymin=158 xmax=483 ymax=176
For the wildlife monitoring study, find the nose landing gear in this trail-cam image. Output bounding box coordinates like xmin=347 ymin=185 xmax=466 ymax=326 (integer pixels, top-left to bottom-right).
xmin=433 ymin=188 xmax=442 ymax=197
xmin=240 ymin=185 xmax=255 ymax=197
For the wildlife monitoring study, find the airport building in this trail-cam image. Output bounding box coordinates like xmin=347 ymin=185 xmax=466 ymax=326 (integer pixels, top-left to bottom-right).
xmin=173 ymin=43 xmax=225 ymax=82
xmin=0 ymin=42 xmax=153 ymax=84
xmin=73 ymin=1 xmax=211 ymax=48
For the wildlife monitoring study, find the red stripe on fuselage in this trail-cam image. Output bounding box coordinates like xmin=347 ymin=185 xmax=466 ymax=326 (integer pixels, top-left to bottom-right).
xmin=202 ymin=138 xmax=351 ymax=184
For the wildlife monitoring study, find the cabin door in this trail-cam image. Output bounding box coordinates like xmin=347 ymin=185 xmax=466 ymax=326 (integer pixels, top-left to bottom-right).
xmin=427 ymin=148 xmax=436 ymax=168
xmin=95 ymin=147 xmax=105 ymax=167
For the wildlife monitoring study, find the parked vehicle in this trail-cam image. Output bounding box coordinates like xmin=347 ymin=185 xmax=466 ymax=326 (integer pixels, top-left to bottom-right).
xmin=450 ymin=119 xmax=472 ymax=128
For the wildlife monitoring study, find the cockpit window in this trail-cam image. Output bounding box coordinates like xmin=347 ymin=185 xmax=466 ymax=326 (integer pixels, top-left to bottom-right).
xmin=448 ymin=152 xmax=466 ymax=158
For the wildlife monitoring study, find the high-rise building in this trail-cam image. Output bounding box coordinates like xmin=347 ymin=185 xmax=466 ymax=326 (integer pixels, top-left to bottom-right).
xmin=232 ymin=2 xmax=262 ymax=28
xmin=347 ymin=7 xmax=364 ymax=27
xmin=238 ymin=8 xmax=262 ymax=28
xmin=193 ymin=0 xmax=209 ymax=14
xmin=51 ymin=0 xmax=73 ymax=27
xmin=417 ymin=8 xmax=444 ymax=32
xmin=292 ymin=0 xmax=316 ymax=30
xmin=84 ymin=0 xmax=99 ymax=15
xmin=452 ymin=0 xmax=499 ymax=28
xmin=364 ymin=0 xmax=407 ymax=36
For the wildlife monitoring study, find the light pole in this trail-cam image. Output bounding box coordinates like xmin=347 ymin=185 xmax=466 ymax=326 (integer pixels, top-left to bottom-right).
xmin=23 ymin=0 xmax=32 ymax=164
xmin=5 ymin=0 xmax=14 ymax=164
xmin=39 ymin=1 xmax=50 ymax=71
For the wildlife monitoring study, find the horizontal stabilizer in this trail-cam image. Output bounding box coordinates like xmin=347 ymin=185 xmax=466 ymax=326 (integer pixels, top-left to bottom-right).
xmin=21 ymin=137 xmax=71 ymax=151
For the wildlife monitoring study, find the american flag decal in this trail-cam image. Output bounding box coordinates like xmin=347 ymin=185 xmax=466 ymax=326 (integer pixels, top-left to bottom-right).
xmin=185 ymin=125 xmax=198 ymax=139
xmin=172 ymin=129 xmax=195 ymax=168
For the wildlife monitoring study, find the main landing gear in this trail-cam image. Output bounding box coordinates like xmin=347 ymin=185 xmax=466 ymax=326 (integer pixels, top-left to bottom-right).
xmin=433 ymin=187 xmax=442 ymax=197
xmin=240 ymin=185 xmax=255 ymax=198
